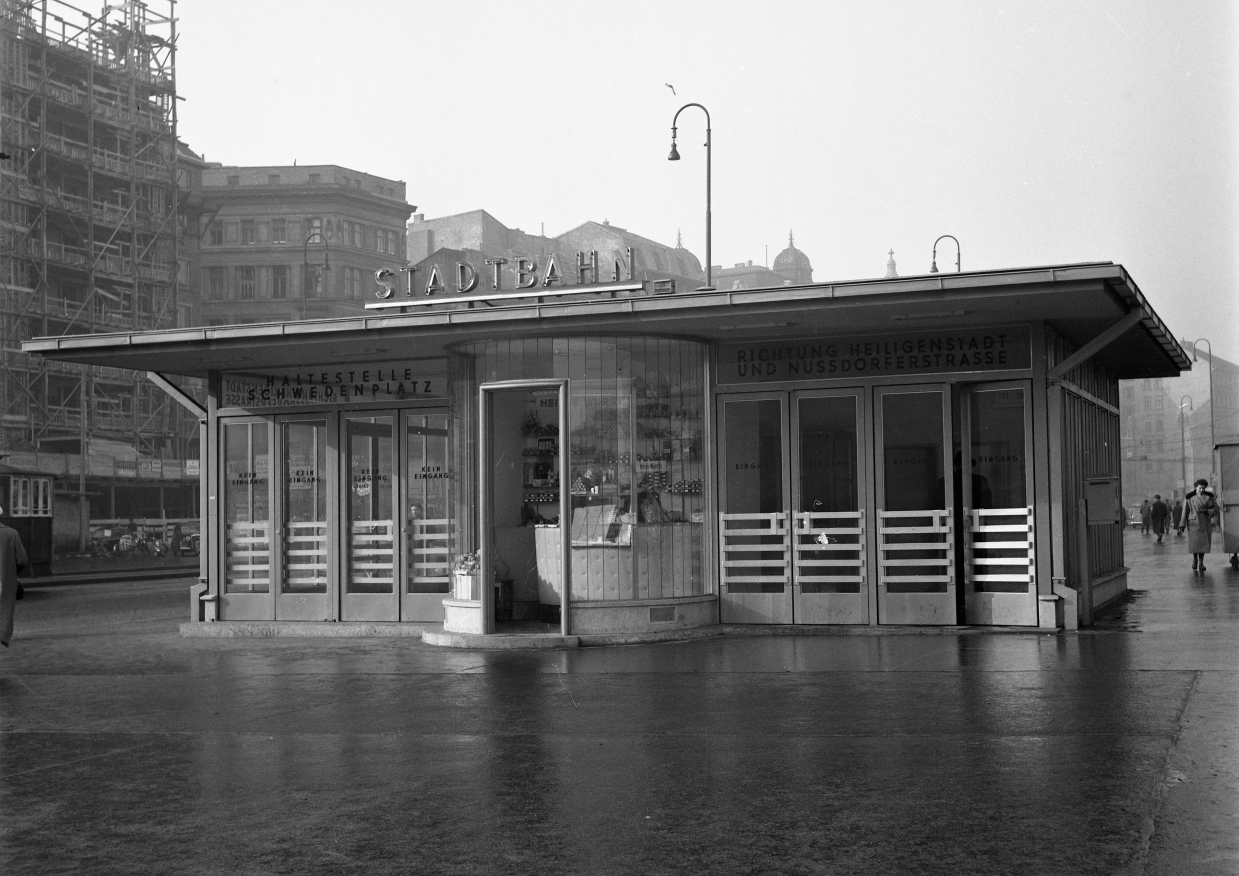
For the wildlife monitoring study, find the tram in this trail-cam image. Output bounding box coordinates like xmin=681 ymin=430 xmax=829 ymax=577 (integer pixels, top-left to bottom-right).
xmin=0 ymin=462 xmax=55 ymax=576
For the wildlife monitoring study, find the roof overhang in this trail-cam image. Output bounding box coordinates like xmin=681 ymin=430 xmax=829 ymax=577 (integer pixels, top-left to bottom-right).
xmin=23 ymin=262 xmax=1190 ymax=380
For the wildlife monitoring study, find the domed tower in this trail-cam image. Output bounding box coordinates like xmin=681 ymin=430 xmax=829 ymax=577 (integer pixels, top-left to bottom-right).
xmin=772 ymin=231 xmax=813 ymax=284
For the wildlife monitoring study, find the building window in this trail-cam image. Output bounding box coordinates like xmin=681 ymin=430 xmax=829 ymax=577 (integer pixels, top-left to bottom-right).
xmin=308 ymin=173 xmax=321 ymax=184
xmin=353 ymin=223 xmax=363 ymax=249
xmin=209 ymin=222 xmax=223 ymax=245
xmin=305 ymin=217 xmax=322 ymax=241
xmin=239 ymin=266 xmax=255 ymax=299
xmin=207 ymin=266 xmax=225 ymax=298
xmin=227 ymin=175 xmax=240 ymax=187
xmin=272 ymin=265 xmax=289 ymax=299
xmin=241 ymin=220 xmax=256 ymax=245
xmin=268 ymin=174 xmax=280 ymax=185
xmin=272 ymin=219 xmax=286 ymax=244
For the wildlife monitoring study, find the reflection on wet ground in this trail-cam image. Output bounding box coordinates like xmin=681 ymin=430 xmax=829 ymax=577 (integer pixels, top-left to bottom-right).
xmin=0 ymin=531 xmax=1236 ymax=874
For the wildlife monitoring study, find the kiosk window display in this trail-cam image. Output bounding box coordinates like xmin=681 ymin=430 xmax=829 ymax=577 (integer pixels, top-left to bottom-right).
xmin=449 ymin=337 xmax=708 ymax=631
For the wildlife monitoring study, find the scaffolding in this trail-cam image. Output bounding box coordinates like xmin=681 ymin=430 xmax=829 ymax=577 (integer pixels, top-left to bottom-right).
xmin=0 ymin=0 xmax=197 ymax=487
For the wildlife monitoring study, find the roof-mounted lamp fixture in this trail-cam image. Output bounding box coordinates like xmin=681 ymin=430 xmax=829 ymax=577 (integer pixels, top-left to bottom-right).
xmin=668 ymin=102 xmax=713 ymax=290
xmin=1188 ymin=338 xmax=1215 ymax=470
xmin=303 ymin=232 xmax=331 ymax=320
xmin=930 ymin=234 xmax=960 ymax=273
xmin=1180 ymin=395 xmax=1194 ymax=496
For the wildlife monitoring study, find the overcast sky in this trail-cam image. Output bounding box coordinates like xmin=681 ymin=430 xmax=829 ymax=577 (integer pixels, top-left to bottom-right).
xmin=177 ymin=0 xmax=1238 ymax=362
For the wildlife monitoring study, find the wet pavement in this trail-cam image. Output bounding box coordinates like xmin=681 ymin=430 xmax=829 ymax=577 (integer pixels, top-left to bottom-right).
xmin=1 ymin=532 xmax=1236 ymax=875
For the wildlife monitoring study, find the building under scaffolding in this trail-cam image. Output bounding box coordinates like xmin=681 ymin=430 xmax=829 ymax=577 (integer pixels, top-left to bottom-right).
xmin=0 ymin=0 xmax=199 ymax=547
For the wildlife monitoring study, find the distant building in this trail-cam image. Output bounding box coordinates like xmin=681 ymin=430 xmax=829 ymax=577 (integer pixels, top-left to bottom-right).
xmin=198 ymin=165 xmax=413 ymax=325
xmin=0 ymin=1 xmax=200 ymax=533
xmin=711 ymin=232 xmax=814 ymax=291
xmin=1120 ymin=346 xmax=1239 ymax=500
xmin=406 ymin=210 xmax=704 ymax=295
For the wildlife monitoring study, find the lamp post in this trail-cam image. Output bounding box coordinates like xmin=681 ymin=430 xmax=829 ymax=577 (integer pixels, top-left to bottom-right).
xmin=302 ymin=232 xmax=330 ymax=319
xmin=930 ymin=235 xmax=960 ymax=273
xmin=1180 ymin=395 xmax=1193 ymax=497
xmin=668 ymin=103 xmax=713 ymax=290
xmin=1188 ymin=338 xmax=1215 ymax=483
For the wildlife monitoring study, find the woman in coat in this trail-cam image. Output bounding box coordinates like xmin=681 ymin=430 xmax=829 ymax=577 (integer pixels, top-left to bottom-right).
xmin=0 ymin=504 xmax=29 ymax=647
xmin=1178 ymin=479 xmax=1220 ymax=572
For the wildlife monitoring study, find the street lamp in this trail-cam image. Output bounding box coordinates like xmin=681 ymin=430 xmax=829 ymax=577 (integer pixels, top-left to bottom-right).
xmin=930 ymin=235 xmax=960 ymax=273
xmin=1180 ymin=395 xmax=1193 ymax=497
xmin=302 ymin=232 xmax=330 ymax=319
xmin=668 ymin=103 xmax=713 ymax=290
xmin=1188 ymin=338 xmax=1215 ymax=482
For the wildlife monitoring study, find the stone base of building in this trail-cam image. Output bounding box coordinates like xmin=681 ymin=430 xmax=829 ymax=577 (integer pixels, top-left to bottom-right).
xmin=442 ymin=598 xmax=485 ymax=634
xmin=422 ymin=628 xmax=580 ymax=650
xmin=565 ymin=594 xmax=718 ymax=634
xmin=1090 ymin=568 xmax=1130 ymax=612
xmin=180 ymin=621 xmax=432 ymax=638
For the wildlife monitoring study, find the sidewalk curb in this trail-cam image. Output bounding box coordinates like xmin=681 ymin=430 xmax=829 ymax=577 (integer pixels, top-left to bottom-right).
xmin=25 ymin=566 xmax=199 ymax=587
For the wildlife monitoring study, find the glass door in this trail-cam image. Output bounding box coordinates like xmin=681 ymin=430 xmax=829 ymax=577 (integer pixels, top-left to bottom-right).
xmin=874 ymin=386 xmax=956 ymax=624
xmin=960 ymin=382 xmax=1037 ymax=626
xmin=402 ymin=411 xmax=452 ymax=621
xmin=342 ymin=412 xmax=399 ymax=621
xmin=220 ymin=419 xmax=272 ymax=619
xmin=791 ymin=390 xmax=869 ymax=624
xmin=276 ymin=414 xmax=334 ymax=620
xmin=717 ymin=393 xmax=792 ymax=624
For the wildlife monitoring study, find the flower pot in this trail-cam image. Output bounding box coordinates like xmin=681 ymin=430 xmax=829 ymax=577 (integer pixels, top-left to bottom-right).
xmin=452 ymin=571 xmax=480 ymax=601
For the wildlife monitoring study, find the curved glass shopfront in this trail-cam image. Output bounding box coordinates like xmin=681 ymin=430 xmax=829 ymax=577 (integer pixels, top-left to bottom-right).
xmin=448 ymin=338 xmax=711 ymax=630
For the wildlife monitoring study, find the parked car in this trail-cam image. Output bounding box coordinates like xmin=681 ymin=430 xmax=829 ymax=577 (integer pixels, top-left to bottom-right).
xmin=178 ymin=531 xmax=201 ymax=556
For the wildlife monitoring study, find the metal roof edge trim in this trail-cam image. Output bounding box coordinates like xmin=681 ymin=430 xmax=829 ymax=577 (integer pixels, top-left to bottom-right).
xmin=1103 ymin=266 xmax=1192 ymax=371
xmin=21 ymin=261 xmax=1138 ymax=357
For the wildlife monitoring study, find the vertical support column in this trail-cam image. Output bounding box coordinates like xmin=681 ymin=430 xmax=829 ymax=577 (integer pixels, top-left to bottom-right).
xmin=197 ymin=417 xmax=207 ymax=600
xmin=1030 ymin=326 xmax=1055 ymax=596
xmin=559 ymin=380 xmax=570 ymax=638
xmin=477 ymin=389 xmax=493 ymax=635
xmin=78 ymin=375 xmax=88 ymax=552
xmin=1047 ymin=378 xmax=1067 ymax=596
xmin=205 ymin=375 xmax=220 ymax=610
xmin=1077 ymin=498 xmax=1093 ymax=626
xmin=702 ymin=347 xmax=720 ymax=624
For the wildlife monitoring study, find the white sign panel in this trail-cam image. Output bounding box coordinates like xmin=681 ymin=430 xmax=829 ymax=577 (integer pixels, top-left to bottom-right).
xmin=222 ymin=365 xmax=445 ymax=409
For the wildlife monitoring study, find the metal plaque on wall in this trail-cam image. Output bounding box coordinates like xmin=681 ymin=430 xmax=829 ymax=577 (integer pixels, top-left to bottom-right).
xmin=715 ymin=326 xmax=1031 ymax=384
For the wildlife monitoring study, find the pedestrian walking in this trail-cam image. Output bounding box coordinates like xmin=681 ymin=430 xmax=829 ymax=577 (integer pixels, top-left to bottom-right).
xmin=1178 ymin=479 xmax=1219 ymax=572
xmin=1171 ymin=497 xmax=1184 ymax=533
xmin=0 ymin=504 xmax=29 ymax=648
xmin=1150 ymin=494 xmax=1170 ymax=542
xmin=1140 ymin=499 xmax=1152 ymax=534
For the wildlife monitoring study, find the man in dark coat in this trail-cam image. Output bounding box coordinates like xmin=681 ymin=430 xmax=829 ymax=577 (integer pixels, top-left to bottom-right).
xmin=1139 ymin=499 xmax=1152 ymax=534
xmin=0 ymin=504 xmax=29 ymax=647
xmin=1150 ymin=494 xmax=1170 ymax=543
xmin=1172 ymin=497 xmax=1184 ymax=533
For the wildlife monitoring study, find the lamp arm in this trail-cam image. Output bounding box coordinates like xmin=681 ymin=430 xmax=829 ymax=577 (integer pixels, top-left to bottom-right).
xmin=671 ymin=102 xmax=711 ymax=130
xmin=932 ymin=234 xmax=960 ymax=272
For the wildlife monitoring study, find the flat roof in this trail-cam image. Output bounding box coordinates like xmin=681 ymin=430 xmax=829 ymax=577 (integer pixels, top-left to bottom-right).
xmin=23 ymin=262 xmax=1190 ymax=380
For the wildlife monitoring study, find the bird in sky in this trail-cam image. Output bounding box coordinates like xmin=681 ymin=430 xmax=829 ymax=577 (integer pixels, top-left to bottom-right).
xmin=666 ymin=83 xmax=676 ymax=95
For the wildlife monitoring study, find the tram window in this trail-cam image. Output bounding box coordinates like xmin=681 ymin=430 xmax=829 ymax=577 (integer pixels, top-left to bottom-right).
xmin=9 ymin=477 xmax=52 ymax=517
